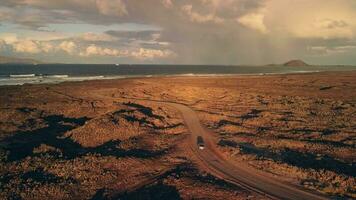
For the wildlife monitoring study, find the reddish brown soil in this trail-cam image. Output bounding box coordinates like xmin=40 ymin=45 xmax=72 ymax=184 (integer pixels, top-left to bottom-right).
xmin=0 ymin=71 xmax=355 ymax=199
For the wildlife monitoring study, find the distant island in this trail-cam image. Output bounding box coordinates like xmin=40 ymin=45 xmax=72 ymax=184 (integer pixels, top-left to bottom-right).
xmin=0 ymin=55 xmax=42 ymax=64
xmin=266 ymin=60 xmax=310 ymax=67
xmin=283 ymin=60 xmax=310 ymax=67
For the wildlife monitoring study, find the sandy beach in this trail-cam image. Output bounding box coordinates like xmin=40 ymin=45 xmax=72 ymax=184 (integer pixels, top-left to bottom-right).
xmin=0 ymin=71 xmax=355 ymax=199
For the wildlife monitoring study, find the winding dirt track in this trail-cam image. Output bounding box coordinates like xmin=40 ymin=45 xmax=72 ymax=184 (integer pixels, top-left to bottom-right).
xmin=110 ymin=94 xmax=329 ymax=200
xmin=164 ymin=102 xmax=329 ymax=200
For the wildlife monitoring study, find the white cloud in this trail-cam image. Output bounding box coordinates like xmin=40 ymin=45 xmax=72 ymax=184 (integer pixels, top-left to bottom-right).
xmin=308 ymin=45 xmax=356 ymax=55
xmin=131 ymin=48 xmax=175 ymax=60
xmin=95 ymin=0 xmax=127 ymax=16
xmin=80 ymin=45 xmax=175 ymax=59
xmin=293 ymin=18 xmax=354 ymax=39
xmin=237 ymin=13 xmax=267 ymax=34
xmin=80 ymin=32 xmax=116 ymax=42
xmin=161 ymin=0 xmax=173 ymax=8
xmin=41 ymin=42 xmax=54 ymax=53
xmin=0 ymin=33 xmax=19 ymax=44
xmin=0 ymin=36 xmax=56 ymax=54
xmin=59 ymin=41 xmax=77 ymax=54
xmin=263 ymin=0 xmax=356 ymax=39
xmin=0 ymin=39 xmax=8 ymax=51
xmin=12 ymin=40 xmax=41 ymax=53
xmin=181 ymin=4 xmax=224 ymax=24
xmin=0 ymin=31 xmax=176 ymax=60
xmin=80 ymin=44 xmax=128 ymax=57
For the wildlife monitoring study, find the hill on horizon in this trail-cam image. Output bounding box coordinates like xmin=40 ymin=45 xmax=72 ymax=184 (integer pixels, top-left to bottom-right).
xmin=0 ymin=55 xmax=42 ymax=64
xmin=283 ymin=60 xmax=310 ymax=67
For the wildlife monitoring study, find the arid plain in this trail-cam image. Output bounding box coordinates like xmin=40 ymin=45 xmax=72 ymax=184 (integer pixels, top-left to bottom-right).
xmin=0 ymin=72 xmax=355 ymax=199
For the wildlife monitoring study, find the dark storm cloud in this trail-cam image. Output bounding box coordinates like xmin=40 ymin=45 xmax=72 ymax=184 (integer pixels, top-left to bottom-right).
xmin=0 ymin=0 xmax=355 ymax=64
xmin=105 ymin=30 xmax=161 ymax=40
xmin=0 ymin=0 xmax=265 ymax=27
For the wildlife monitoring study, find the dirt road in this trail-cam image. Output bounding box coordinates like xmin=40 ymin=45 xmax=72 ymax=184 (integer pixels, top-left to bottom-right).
xmin=166 ymin=102 xmax=329 ymax=200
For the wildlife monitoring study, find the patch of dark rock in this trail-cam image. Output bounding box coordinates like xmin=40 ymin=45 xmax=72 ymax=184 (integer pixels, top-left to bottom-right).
xmin=279 ymin=117 xmax=289 ymax=122
xmin=218 ymin=139 xmax=238 ymax=148
xmin=112 ymin=108 xmax=181 ymax=130
xmin=240 ymin=109 xmax=262 ymax=120
xmin=124 ymin=102 xmax=164 ymax=120
xmin=257 ymin=96 xmax=269 ymax=105
xmin=256 ymin=127 xmax=271 ymax=133
xmin=192 ymin=172 xmax=244 ymax=191
xmin=0 ymin=168 xmax=78 ymax=194
xmin=121 ymin=115 xmax=161 ymax=129
xmin=3 ymin=111 xmax=168 ymax=162
xmin=281 ymin=149 xmax=356 ymax=177
xmin=238 ymin=142 xmax=275 ymax=158
xmin=0 ymin=173 xmax=14 ymax=186
xmin=238 ymin=143 xmax=356 ymax=177
xmin=320 ymin=86 xmax=334 ymax=91
xmin=3 ymin=114 xmax=89 ymax=162
xmin=123 ymin=115 xmax=151 ymax=126
xmin=98 ymin=164 xmax=244 ymax=200
xmin=20 ymin=168 xmax=62 ymax=184
xmin=333 ymin=105 xmax=348 ymax=111
xmin=301 ymin=138 xmax=355 ymax=148
xmin=290 ymin=128 xmax=315 ymax=135
xmin=321 ymin=129 xmax=336 ymax=136
xmin=93 ymin=141 xmax=169 ymax=159
xmin=112 ymin=109 xmax=134 ymax=115
xmin=283 ymin=111 xmax=294 ymax=115
xmin=97 ymin=164 xmax=191 ymax=200
xmin=117 ymin=182 xmax=181 ymax=200
xmin=16 ymin=107 xmax=36 ymax=113
xmin=91 ymin=188 xmax=108 ymax=200
xmin=232 ymin=132 xmax=253 ymax=136
xmin=309 ymin=111 xmax=317 ymax=116
xmin=18 ymin=118 xmax=42 ymax=130
xmin=216 ymin=120 xmax=241 ymax=128
xmin=301 ymin=179 xmax=325 ymax=187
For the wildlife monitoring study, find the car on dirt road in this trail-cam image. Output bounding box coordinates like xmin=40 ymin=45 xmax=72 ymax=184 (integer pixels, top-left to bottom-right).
xmin=197 ymin=136 xmax=205 ymax=150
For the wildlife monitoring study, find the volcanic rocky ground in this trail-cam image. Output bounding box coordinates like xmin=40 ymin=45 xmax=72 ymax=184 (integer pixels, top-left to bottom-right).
xmin=0 ymin=71 xmax=355 ymax=199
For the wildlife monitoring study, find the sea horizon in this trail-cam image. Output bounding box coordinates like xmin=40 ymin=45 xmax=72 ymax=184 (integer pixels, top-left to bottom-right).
xmin=1 ymin=64 xmax=356 ymax=86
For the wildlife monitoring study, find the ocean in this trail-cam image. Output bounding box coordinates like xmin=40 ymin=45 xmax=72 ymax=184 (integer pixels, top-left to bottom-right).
xmin=0 ymin=64 xmax=355 ymax=86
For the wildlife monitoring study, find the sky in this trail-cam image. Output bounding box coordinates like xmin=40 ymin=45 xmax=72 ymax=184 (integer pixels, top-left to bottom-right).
xmin=0 ymin=0 xmax=356 ymax=65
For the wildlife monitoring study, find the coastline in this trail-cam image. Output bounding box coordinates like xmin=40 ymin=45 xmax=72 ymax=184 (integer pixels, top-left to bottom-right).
xmin=1 ymin=63 xmax=355 ymax=86
xmin=1 ymin=70 xmax=356 ymax=87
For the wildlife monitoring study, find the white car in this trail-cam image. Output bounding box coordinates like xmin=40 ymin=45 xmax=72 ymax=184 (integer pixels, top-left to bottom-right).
xmin=197 ymin=136 xmax=205 ymax=150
